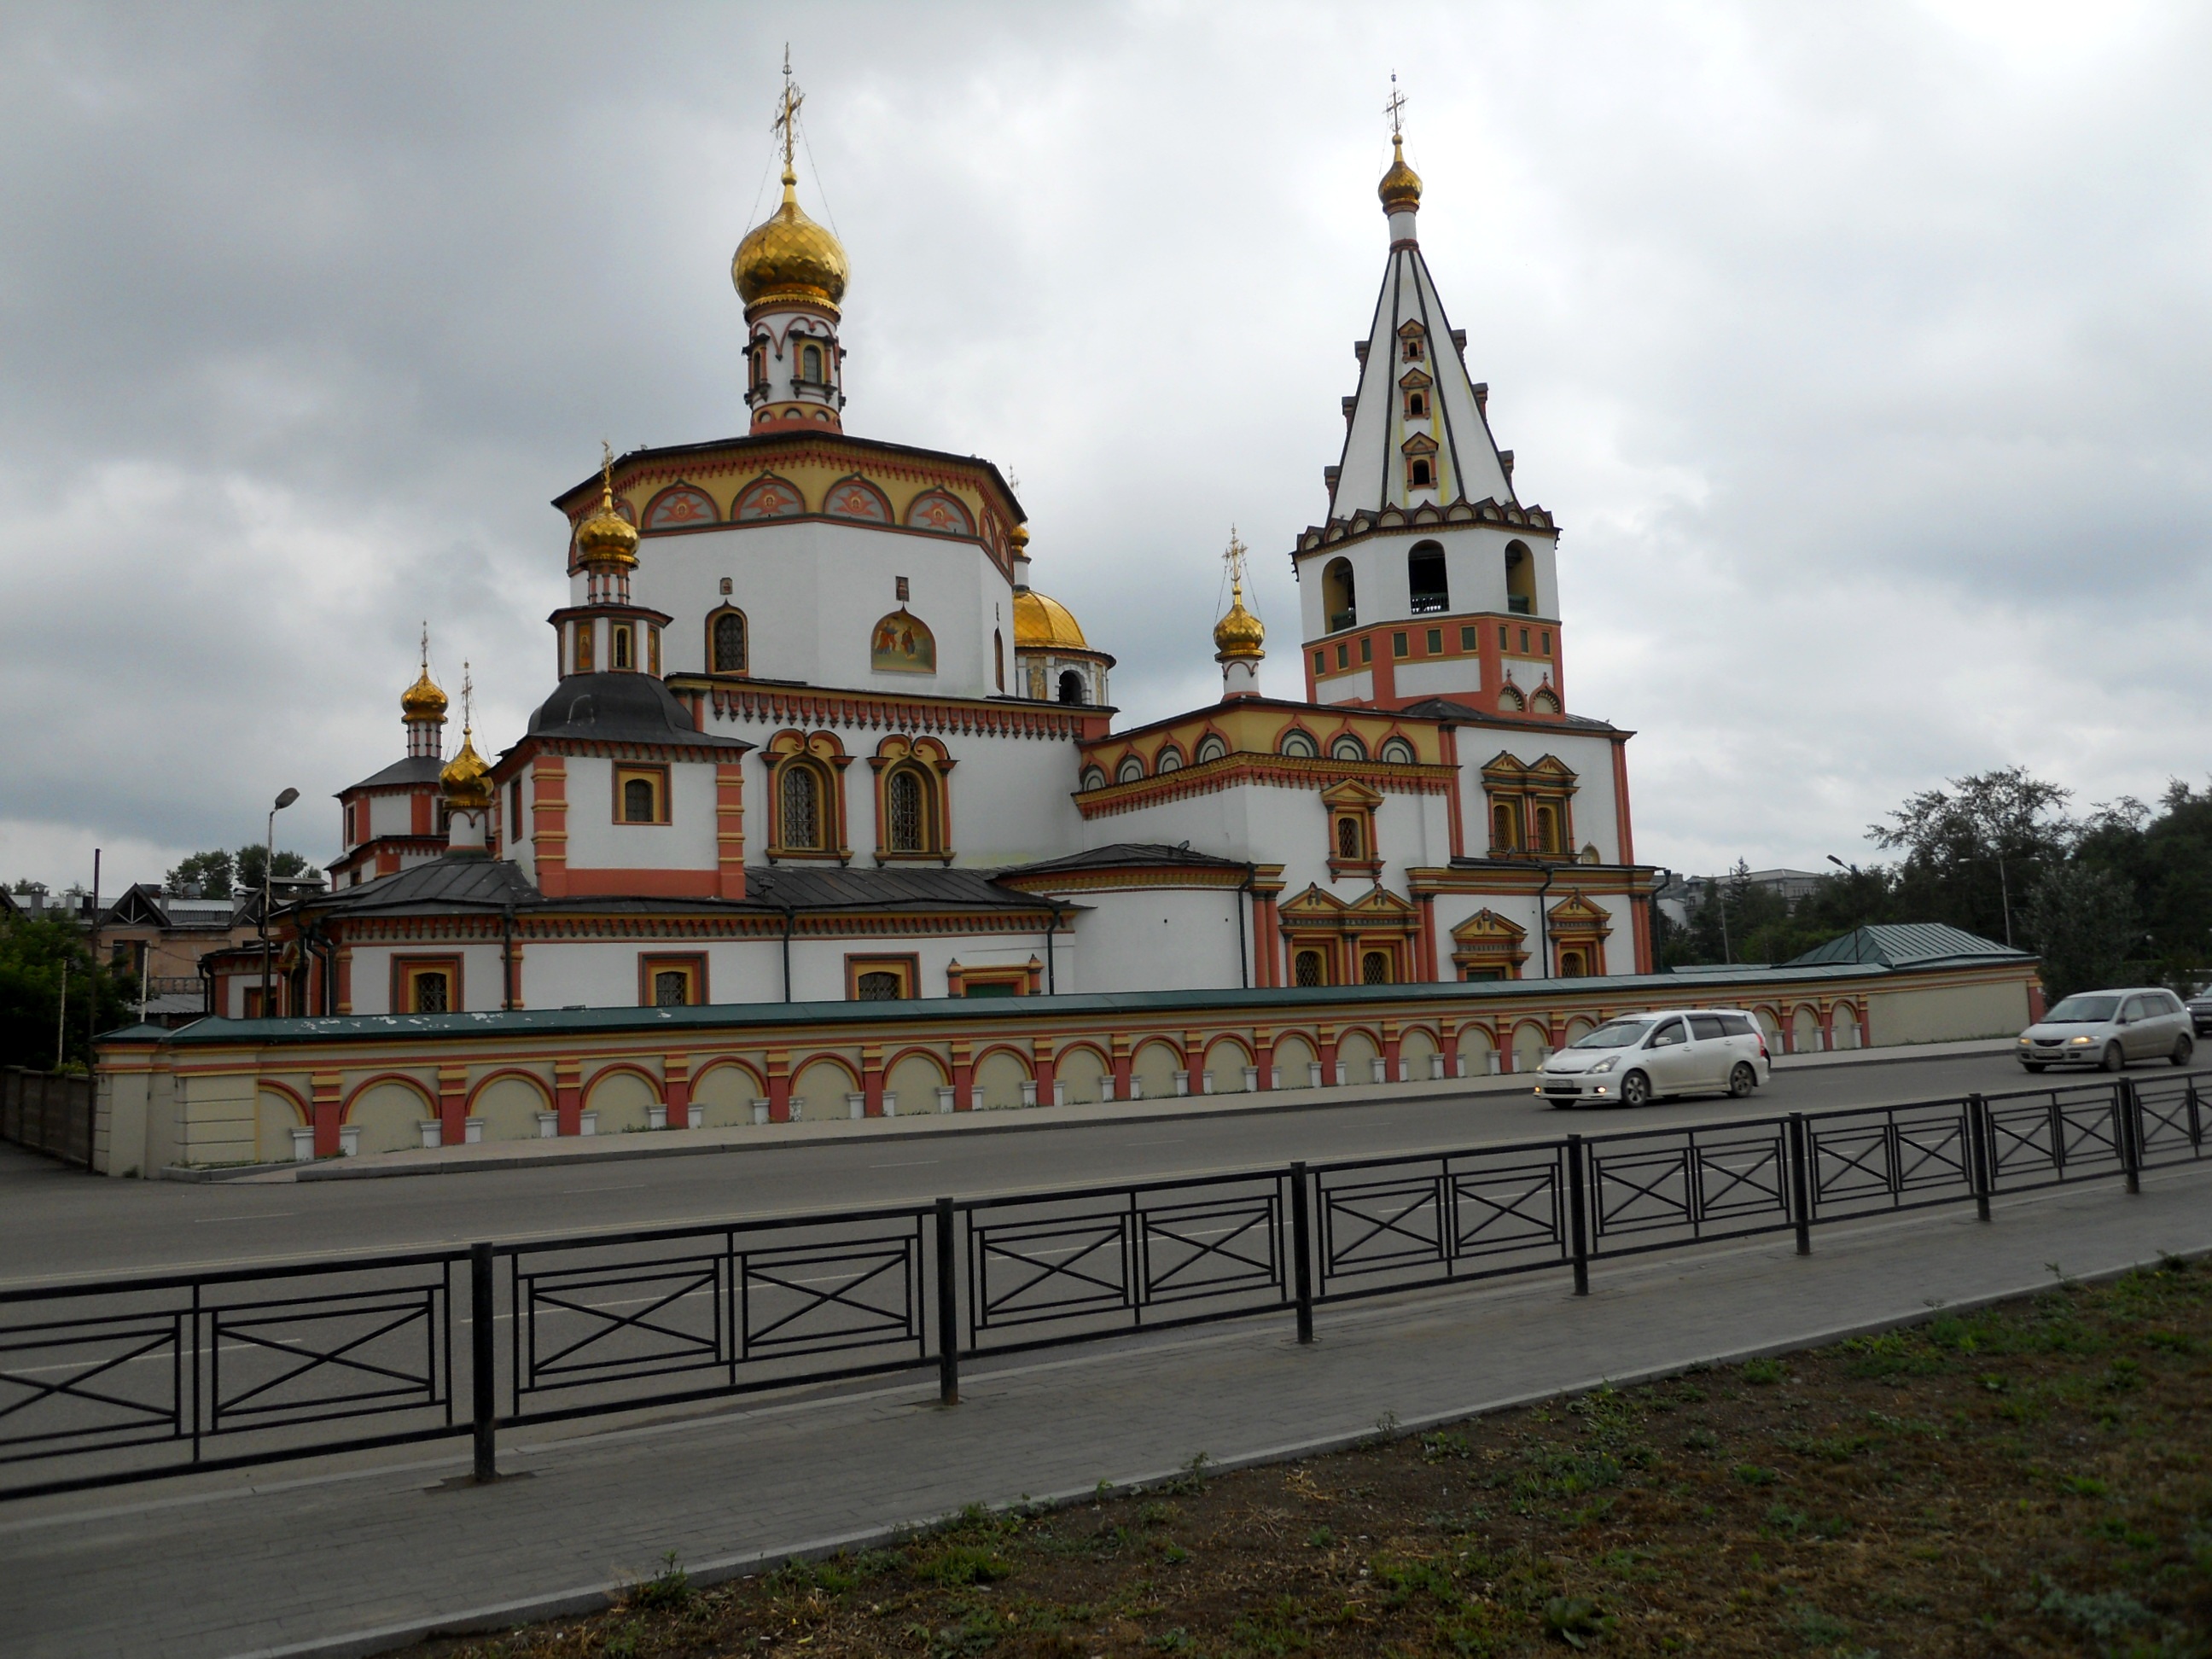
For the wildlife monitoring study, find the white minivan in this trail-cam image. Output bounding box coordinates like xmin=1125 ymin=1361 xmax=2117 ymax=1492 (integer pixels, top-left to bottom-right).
xmin=1536 ymin=1010 xmax=1773 ymax=1108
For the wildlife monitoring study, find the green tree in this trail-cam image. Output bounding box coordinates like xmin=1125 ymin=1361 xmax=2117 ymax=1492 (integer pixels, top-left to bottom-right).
xmin=2023 ymin=864 xmax=2139 ymax=1001
xmin=0 ymin=914 xmax=134 ymax=1071
xmin=166 ymin=849 xmax=235 ymax=897
xmin=1869 ymin=766 xmax=2074 ymax=947
xmin=233 ymin=845 xmax=313 ymax=894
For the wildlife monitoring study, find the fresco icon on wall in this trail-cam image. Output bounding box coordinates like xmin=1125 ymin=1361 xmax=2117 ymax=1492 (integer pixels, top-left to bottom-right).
xmin=870 ymin=608 xmax=936 ymax=674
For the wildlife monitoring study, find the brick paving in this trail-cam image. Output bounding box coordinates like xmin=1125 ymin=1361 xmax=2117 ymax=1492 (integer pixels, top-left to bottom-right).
xmin=2 ymin=1157 xmax=2199 ymax=1659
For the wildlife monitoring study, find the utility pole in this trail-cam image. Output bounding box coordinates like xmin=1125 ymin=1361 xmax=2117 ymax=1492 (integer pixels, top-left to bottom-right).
xmin=55 ymin=958 xmax=67 ymax=1070
xmin=260 ymin=789 xmax=300 ymax=1016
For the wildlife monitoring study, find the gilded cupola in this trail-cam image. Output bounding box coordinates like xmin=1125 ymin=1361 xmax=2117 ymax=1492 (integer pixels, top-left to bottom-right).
xmin=574 ymin=445 xmax=638 ymax=570
xmin=1378 ymin=132 xmax=1422 ymax=218
xmin=439 ymin=664 xmax=494 ymax=821
xmin=1213 ymin=579 xmax=1266 ymax=661
xmin=733 ymin=170 xmax=849 ymax=314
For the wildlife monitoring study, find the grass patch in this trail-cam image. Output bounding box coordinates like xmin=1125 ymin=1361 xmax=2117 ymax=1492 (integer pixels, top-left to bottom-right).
xmin=408 ymin=1260 xmax=2212 ymax=1657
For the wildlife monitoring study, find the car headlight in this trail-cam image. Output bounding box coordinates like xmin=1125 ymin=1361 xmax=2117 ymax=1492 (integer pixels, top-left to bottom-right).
xmin=2069 ymin=1036 xmax=2093 ymax=1045
xmin=1588 ymin=1056 xmax=1619 ymax=1074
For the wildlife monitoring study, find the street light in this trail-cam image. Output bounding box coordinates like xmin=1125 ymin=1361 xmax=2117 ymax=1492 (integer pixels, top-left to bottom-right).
xmin=260 ymin=787 xmax=300 ymax=1016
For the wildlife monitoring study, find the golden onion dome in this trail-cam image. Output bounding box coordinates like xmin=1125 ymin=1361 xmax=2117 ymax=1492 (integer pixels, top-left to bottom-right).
xmin=439 ymin=729 xmax=493 ymax=812
xmin=574 ymin=467 xmax=638 ymax=568
xmin=732 ymin=169 xmax=848 ymax=311
xmin=1009 ymin=521 xmax=1031 ymax=552
xmin=1378 ymin=133 xmax=1423 ymax=217
xmin=400 ymin=665 xmax=448 ymax=722
xmin=1012 ymin=589 xmax=1089 ymax=651
xmin=1213 ymin=578 xmax=1266 ymax=661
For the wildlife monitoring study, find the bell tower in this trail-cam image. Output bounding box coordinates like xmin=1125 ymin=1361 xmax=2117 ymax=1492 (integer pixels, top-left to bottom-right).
xmin=1289 ymin=83 xmax=1569 ymax=720
xmin=732 ymin=53 xmax=849 ymax=434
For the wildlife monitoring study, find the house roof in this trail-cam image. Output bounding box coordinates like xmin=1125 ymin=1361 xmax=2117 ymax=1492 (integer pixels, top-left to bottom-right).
xmin=1395 ymin=696 xmax=1627 ymax=736
xmin=1784 ymin=923 xmax=2030 ymax=970
xmin=522 ymin=672 xmax=749 ymax=750
xmin=742 ymin=865 xmax=1049 ymax=913
xmin=302 ymin=857 xmax=540 ymax=917
xmin=998 ymin=843 xmax=1249 ymax=879
xmin=341 ymin=755 xmax=445 ymax=794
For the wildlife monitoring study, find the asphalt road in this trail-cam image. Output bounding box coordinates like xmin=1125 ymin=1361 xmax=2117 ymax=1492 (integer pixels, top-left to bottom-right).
xmin=0 ymin=1045 xmax=2087 ymax=1285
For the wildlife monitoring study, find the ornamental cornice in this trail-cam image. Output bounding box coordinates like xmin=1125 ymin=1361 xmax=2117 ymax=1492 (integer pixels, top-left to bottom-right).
xmin=1074 ymin=754 xmax=1454 ymax=818
xmin=1291 ymin=495 xmax=1557 ymax=555
xmin=690 ymin=683 xmax=1091 ymax=743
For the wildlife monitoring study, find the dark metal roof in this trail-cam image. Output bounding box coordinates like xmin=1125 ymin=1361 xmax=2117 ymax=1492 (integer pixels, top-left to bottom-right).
xmin=742 ymin=865 xmax=1048 ymax=913
xmin=341 ymin=755 xmax=443 ymax=793
xmin=1395 ymin=696 xmax=1627 ymax=736
xmin=525 ymin=673 xmax=749 ymax=749
xmin=1786 ymin=923 xmax=2030 ymax=970
xmin=305 ymin=857 xmax=541 ymax=917
xmin=999 ymin=843 xmax=1249 ymax=878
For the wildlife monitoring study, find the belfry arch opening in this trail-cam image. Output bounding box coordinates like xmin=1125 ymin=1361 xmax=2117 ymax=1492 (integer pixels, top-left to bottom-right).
xmin=1505 ymin=540 xmax=1536 ymax=616
xmin=1324 ymin=558 xmax=1356 ymax=632
xmin=1057 ymin=669 xmax=1086 ymax=706
xmin=1408 ymin=541 xmax=1447 ymax=614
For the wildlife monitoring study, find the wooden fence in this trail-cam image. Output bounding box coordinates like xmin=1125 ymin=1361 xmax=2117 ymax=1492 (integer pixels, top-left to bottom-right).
xmin=0 ymin=1068 xmax=91 ymax=1167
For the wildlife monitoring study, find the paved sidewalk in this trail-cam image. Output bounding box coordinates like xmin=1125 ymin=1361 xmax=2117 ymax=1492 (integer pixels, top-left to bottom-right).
xmin=191 ymin=1036 xmax=2015 ymax=1186
xmin=2 ymin=1154 xmax=2197 ymax=1659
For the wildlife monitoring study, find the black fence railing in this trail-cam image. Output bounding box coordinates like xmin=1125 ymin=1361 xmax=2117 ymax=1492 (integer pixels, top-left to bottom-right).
xmin=3 ymin=1071 xmax=2204 ymax=1501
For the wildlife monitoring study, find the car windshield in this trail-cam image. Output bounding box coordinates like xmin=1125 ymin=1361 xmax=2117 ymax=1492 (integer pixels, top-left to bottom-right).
xmin=2044 ymin=994 xmax=2122 ymax=1023
xmin=1572 ymin=1019 xmax=1655 ymax=1050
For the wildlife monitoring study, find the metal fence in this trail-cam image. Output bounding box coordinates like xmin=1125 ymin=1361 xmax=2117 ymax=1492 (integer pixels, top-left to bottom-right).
xmin=2 ymin=1069 xmax=2203 ymax=1501
xmin=0 ymin=1068 xmax=91 ymax=1167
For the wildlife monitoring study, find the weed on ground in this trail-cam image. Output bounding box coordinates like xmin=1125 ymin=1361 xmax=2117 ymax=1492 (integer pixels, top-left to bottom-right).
xmin=413 ymin=1259 xmax=2212 ymax=1656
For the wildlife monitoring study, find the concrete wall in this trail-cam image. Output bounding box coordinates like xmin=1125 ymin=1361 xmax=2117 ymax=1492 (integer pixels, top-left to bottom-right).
xmin=1868 ymin=975 xmax=2031 ymax=1045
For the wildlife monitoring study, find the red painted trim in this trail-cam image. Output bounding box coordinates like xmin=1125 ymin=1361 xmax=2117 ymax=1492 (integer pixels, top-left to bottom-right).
xmin=561 ymin=868 xmax=725 ymax=898
xmin=555 ymin=1059 xmax=582 ymax=1137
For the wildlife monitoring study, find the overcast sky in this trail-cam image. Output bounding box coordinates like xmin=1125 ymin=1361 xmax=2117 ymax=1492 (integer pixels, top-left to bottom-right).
xmin=3 ymin=1 xmax=2208 ymax=894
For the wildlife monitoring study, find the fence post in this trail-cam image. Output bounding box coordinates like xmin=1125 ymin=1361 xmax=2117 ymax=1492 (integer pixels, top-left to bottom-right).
xmin=1289 ymin=1161 xmax=1314 ymax=1345
xmin=2119 ymin=1079 xmax=2141 ymax=1196
xmin=1787 ymin=1113 xmax=1813 ymax=1255
xmin=1967 ymin=1093 xmax=1991 ymax=1223
xmin=2189 ymin=1077 xmax=2203 ymax=1156
xmin=1566 ymin=1134 xmax=1590 ymax=1297
xmin=935 ymin=1197 xmax=960 ymax=1406
xmin=470 ymin=1242 xmax=497 ymax=1484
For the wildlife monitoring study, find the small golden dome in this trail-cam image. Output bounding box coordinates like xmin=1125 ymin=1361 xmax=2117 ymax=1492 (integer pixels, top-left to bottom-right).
xmin=732 ymin=170 xmax=848 ymax=312
xmin=1214 ymin=577 xmax=1266 ymax=661
xmin=1378 ymin=134 xmax=1423 ymax=217
xmin=401 ymin=665 xmax=447 ymax=722
xmin=439 ymin=728 xmax=493 ymax=812
xmin=575 ymin=450 xmax=638 ymax=568
xmin=1009 ymin=522 xmax=1030 ymax=552
xmin=1012 ymin=589 xmax=1088 ymax=650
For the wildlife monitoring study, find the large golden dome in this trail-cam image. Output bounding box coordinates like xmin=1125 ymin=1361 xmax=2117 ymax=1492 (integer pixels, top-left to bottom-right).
xmin=1013 ymin=589 xmax=1088 ymax=651
xmin=439 ymin=730 xmax=493 ymax=812
xmin=1378 ymin=133 xmax=1423 ymax=216
xmin=733 ymin=170 xmax=848 ymax=311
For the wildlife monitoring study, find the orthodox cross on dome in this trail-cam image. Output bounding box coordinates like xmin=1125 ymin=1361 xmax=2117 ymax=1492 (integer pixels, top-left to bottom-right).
xmin=419 ymin=621 xmax=431 ymax=675
xmin=1384 ymin=73 xmax=1406 ymax=140
xmin=600 ymin=439 xmax=615 ymax=502
xmin=1222 ymin=525 xmax=1250 ymax=602
xmin=460 ymin=662 xmax=474 ymax=737
xmin=772 ymin=44 xmax=805 ymax=179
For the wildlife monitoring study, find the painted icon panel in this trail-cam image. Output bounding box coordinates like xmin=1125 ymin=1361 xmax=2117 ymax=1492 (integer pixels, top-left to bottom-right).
xmin=870 ymin=608 xmax=936 ymax=674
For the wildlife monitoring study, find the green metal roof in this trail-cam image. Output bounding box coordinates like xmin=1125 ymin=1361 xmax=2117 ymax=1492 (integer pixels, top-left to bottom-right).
xmin=1784 ymin=923 xmax=2029 ymax=971
xmin=102 ymin=957 xmax=1963 ymax=1051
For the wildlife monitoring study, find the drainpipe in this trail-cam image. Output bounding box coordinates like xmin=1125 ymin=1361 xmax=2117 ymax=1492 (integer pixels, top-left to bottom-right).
xmin=1536 ymin=862 xmax=1557 ymax=979
xmin=197 ymin=955 xmax=214 ymax=1020
xmin=780 ymin=898 xmax=796 ymax=1003
xmin=500 ymin=905 xmax=516 ymax=1011
xmin=1237 ymin=864 xmax=1256 ymax=991
xmin=1043 ymin=897 xmax=1069 ymax=995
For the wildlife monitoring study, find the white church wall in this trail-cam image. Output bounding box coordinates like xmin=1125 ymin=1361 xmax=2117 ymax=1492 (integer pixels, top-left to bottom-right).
xmin=1063 ymin=889 xmax=1245 ymax=992
xmin=365 ymin=793 xmax=416 ymax=839
xmin=1390 ymin=659 xmax=1479 ymax=698
xmin=560 ymin=757 xmax=720 ymax=873
xmin=342 ymin=942 xmax=509 ymax=1016
xmin=1317 ymin=670 xmax=1372 ymax=703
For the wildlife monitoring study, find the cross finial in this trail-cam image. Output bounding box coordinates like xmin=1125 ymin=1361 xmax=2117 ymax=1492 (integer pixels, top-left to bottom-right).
xmin=600 ymin=439 xmax=615 ymax=507
xmin=1384 ymin=73 xmax=1406 ymax=142
xmin=461 ymin=661 xmax=474 ymax=736
xmin=772 ymin=45 xmax=805 ymax=184
xmin=418 ymin=620 xmax=429 ymax=673
xmin=1223 ymin=524 xmax=1249 ymax=601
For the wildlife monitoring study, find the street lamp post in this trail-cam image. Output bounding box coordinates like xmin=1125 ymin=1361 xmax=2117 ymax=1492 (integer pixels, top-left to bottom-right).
xmin=260 ymin=788 xmax=300 ymax=1016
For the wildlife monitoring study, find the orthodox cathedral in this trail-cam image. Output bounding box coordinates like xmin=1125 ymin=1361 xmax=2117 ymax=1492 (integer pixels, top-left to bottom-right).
xmin=272 ymin=87 xmax=1653 ymax=1023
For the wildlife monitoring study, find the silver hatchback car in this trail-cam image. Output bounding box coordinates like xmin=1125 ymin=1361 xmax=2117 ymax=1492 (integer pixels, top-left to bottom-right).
xmin=1537 ymin=1009 xmax=1772 ymax=1108
xmin=2017 ymin=987 xmax=2195 ymax=1073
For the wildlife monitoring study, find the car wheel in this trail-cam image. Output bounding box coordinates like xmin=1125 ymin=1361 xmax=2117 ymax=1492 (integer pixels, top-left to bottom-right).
xmin=1619 ymin=1069 xmax=1651 ymax=1108
xmin=2021 ymin=1061 xmax=2046 ymax=1073
xmin=2174 ymin=1035 xmax=2194 ymax=1068
xmin=2101 ymin=1043 xmax=2126 ymax=1073
xmin=1728 ymin=1062 xmax=1757 ymax=1098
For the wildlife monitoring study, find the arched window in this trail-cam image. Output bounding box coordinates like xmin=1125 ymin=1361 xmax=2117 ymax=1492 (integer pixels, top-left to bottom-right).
xmin=1409 ymin=458 xmax=1432 ymax=489
xmin=1559 ymin=949 xmax=1588 ymax=979
xmin=1497 ymin=684 xmax=1526 ymax=712
xmin=1278 ymin=729 xmax=1318 ymax=759
xmin=1379 ymin=737 xmax=1416 ymax=765
xmin=623 ymin=777 xmax=655 ymax=823
xmin=1406 ymin=390 xmax=1427 ymax=419
xmin=780 ymin=764 xmax=823 ymax=850
xmin=1330 ymin=734 xmax=1368 ymax=762
xmin=712 ymin=609 xmax=747 ymax=674
xmin=611 ymin=625 xmax=633 ymax=671
xmin=1535 ymin=804 xmax=1559 ymax=854
xmin=801 ymin=341 xmax=824 ymax=381
xmin=887 ymin=767 xmax=927 ymax=853
xmin=994 ymin=630 xmax=1005 ymax=691
xmin=856 ymin=971 xmax=904 ymax=1001
xmin=1362 ymin=951 xmax=1392 ymax=985
xmin=1057 ymin=669 xmax=1085 ymax=705
xmin=1530 ymin=686 xmax=1560 ymax=713
xmin=1505 ymin=539 xmax=1536 ymax=615
xmin=1295 ymin=951 xmax=1324 ymax=987
xmin=1323 ymin=558 xmax=1356 ymax=632
xmin=1407 ymin=541 xmax=1447 ymax=614
xmin=1080 ymin=765 xmax=1108 ymax=791
xmin=1195 ymin=734 xmax=1228 ymax=763
xmin=1156 ymin=747 xmax=1184 ymax=774
xmin=1337 ymin=818 xmax=1364 ymax=860
xmin=1493 ymin=803 xmax=1517 ymax=851
xmin=653 ymin=970 xmax=691 ymax=1007
xmin=1115 ymin=756 xmax=1145 ymax=783
xmin=412 ymin=970 xmax=451 ymax=1013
